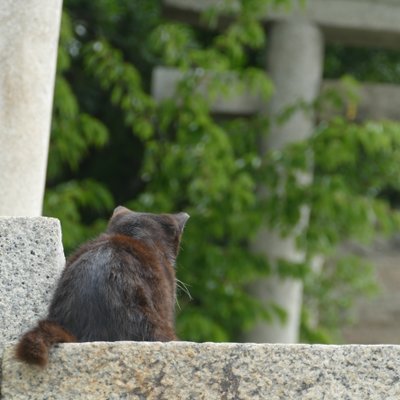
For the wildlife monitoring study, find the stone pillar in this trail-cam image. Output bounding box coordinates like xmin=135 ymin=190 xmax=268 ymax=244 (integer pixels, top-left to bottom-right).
xmin=246 ymin=21 xmax=324 ymax=343
xmin=0 ymin=0 xmax=63 ymax=216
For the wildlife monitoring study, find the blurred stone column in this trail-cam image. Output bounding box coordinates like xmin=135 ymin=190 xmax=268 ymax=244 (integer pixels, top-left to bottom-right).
xmin=0 ymin=0 xmax=63 ymax=216
xmin=246 ymin=21 xmax=324 ymax=343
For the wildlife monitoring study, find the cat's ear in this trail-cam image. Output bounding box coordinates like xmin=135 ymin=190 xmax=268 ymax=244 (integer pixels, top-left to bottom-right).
xmin=173 ymin=212 xmax=190 ymax=233
xmin=112 ymin=206 xmax=131 ymax=217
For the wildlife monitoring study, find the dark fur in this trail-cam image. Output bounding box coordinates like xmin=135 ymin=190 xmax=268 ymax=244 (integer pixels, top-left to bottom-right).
xmin=16 ymin=206 xmax=189 ymax=366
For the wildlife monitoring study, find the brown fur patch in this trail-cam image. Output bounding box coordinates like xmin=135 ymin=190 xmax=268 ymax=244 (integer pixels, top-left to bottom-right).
xmin=15 ymin=321 xmax=76 ymax=367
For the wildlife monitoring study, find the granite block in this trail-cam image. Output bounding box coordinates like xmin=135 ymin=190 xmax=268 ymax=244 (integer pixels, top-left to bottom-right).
xmin=0 ymin=217 xmax=65 ymax=350
xmin=2 ymin=342 xmax=400 ymax=399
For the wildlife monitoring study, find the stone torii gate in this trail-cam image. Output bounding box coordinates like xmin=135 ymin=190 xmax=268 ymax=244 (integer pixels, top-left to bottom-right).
xmin=156 ymin=0 xmax=400 ymax=343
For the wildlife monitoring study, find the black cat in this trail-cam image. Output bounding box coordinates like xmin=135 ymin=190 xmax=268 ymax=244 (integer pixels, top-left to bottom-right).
xmin=16 ymin=206 xmax=189 ymax=366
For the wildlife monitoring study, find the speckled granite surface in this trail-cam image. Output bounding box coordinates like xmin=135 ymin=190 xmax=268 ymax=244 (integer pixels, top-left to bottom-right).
xmin=0 ymin=217 xmax=65 ymax=350
xmin=2 ymin=342 xmax=400 ymax=399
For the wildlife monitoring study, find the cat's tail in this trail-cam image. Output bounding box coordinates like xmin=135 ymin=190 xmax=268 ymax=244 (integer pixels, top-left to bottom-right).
xmin=15 ymin=320 xmax=76 ymax=367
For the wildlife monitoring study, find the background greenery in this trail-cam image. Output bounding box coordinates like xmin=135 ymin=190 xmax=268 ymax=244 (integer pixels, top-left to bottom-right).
xmin=45 ymin=0 xmax=400 ymax=342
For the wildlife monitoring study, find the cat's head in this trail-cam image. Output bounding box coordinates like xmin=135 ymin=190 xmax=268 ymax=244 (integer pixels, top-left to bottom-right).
xmin=106 ymin=206 xmax=189 ymax=263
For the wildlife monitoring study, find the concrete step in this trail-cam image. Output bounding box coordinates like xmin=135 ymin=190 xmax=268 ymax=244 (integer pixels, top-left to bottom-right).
xmin=2 ymin=341 xmax=400 ymax=399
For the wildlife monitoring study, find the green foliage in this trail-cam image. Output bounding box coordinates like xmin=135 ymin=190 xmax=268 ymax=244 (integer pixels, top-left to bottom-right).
xmin=46 ymin=0 xmax=400 ymax=344
xmin=83 ymin=40 xmax=155 ymax=139
xmin=46 ymin=0 xmax=279 ymax=342
xmin=325 ymin=45 xmax=400 ymax=84
xmin=45 ymin=179 xmax=113 ymax=249
xmin=45 ymin=11 xmax=113 ymax=247
xmin=130 ymin=0 xmax=279 ymax=341
xmin=302 ymin=254 xmax=378 ymax=342
xmin=262 ymin=115 xmax=400 ymax=341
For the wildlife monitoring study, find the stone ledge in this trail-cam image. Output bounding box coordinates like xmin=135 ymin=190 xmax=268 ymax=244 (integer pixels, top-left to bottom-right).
xmin=2 ymin=342 xmax=400 ymax=399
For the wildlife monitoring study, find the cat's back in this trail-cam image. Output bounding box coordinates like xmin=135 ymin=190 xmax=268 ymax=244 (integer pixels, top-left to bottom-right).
xmin=64 ymin=233 xmax=156 ymax=277
xmin=49 ymin=233 xmax=158 ymax=341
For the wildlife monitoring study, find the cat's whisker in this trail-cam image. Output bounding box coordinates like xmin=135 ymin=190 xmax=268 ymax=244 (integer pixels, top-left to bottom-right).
xmin=176 ymin=278 xmax=192 ymax=300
